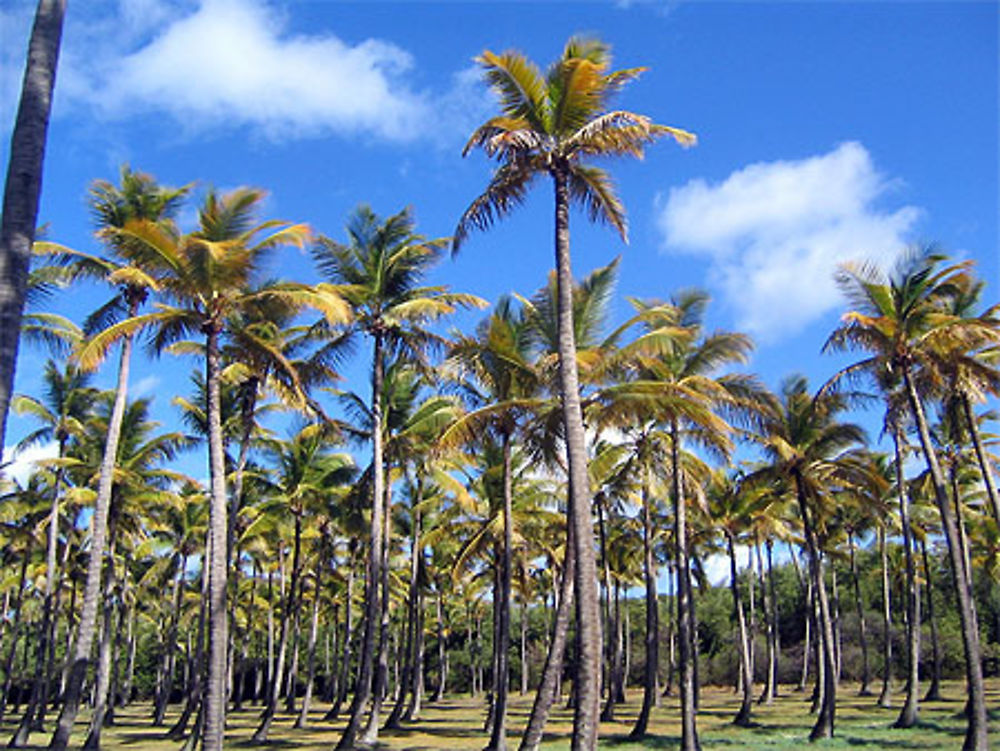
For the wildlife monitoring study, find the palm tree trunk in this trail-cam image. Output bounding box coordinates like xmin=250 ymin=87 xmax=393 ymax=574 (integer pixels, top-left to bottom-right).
xmin=487 ymin=434 xmax=514 ymax=751
xmin=405 ymin=589 xmax=425 ymax=719
xmin=962 ymin=394 xmax=1000 ymax=528
xmin=50 ymin=320 xmax=135 ymax=751
xmin=903 ymin=369 xmax=988 ymax=751
xmin=337 ymin=330 xmax=385 ymax=751
xmin=0 ymin=543 xmax=31 ymax=723
xmin=892 ymin=427 xmax=920 ymax=728
xmin=518 ymin=518 xmax=576 ymax=751
xmin=520 ymin=600 xmax=528 ymax=696
xmin=551 ymin=165 xmax=601 ymax=751
xmin=387 ymin=498 xmax=421 ymax=729
xmin=82 ymin=550 xmax=115 ymax=749
xmin=757 ymin=541 xmax=777 ymax=705
xmin=671 ymin=419 xmax=700 ymax=751
xmin=154 ymin=557 xmax=185 ymax=725
xmin=877 ymin=526 xmax=892 ymax=709
xmin=726 ymin=534 xmax=753 ymax=727
xmin=327 ymin=559 xmax=354 ymax=720
xmin=294 ymin=576 xmax=321 ymax=729
xmin=629 ymin=468 xmax=658 ymax=739
xmin=0 ymin=0 xmax=66 ymax=453
xmin=794 ymin=472 xmax=836 ymax=741
xmin=432 ymin=588 xmax=446 ymax=702
xmin=848 ymin=533 xmax=872 ymax=696
xmin=251 ymin=548 xmax=290 ymax=743
xmin=920 ymin=539 xmax=942 ymax=701
xmin=202 ymin=323 xmax=230 ymax=751
xmin=9 ymin=457 xmax=64 ymax=746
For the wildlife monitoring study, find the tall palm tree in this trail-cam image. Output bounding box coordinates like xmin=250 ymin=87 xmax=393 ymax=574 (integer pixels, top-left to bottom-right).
xmin=47 ymin=166 xmax=189 ymax=751
xmin=751 ymin=375 xmax=868 ymax=741
xmin=314 ymin=205 xmax=482 ymax=750
xmin=8 ymin=360 xmax=92 ymax=745
xmin=442 ymin=297 xmax=540 ymax=751
xmin=827 ymin=250 xmax=990 ymax=750
xmin=0 ymin=0 xmax=66 ymax=454
xmin=74 ymin=187 xmax=317 ymax=751
xmin=454 ymin=36 xmax=693 ymax=751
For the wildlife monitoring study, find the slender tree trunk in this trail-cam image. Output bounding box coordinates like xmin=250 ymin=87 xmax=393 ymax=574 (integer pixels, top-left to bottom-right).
xmin=0 ymin=543 xmax=31 ymax=723
xmin=405 ymin=589 xmax=425 ymax=719
xmin=294 ymin=576 xmax=321 ymax=729
xmin=893 ymin=428 xmax=920 ymax=728
xmin=551 ymin=166 xmax=601 ymax=751
xmin=671 ymin=420 xmax=700 ymax=751
xmin=518 ymin=519 xmax=576 ymax=751
xmin=387 ymin=497 xmax=421 ymax=729
xmin=0 ymin=0 xmax=66 ymax=452
xmin=520 ymin=600 xmax=528 ymax=696
xmin=794 ymin=472 xmax=836 ymax=741
xmin=251 ymin=548 xmax=290 ymax=743
xmin=629 ymin=465 xmax=658 ymax=739
xmin=877 ymin=526 xmax=893 ymax=709
xmin=202 ymin=323 xmax=230 ymax=751
xmin=9 ymin=457 xmax=64 ymax=746
xmin=848 ymin=533 xmax=872 ymax=696
xmin=50 ymin=319 xmax=135 ymax=751
xmin=154 ymin=557 xmax=186 ymax=725
xmin=903 ymin=370 xmax=987 ymax=751
xmin=757 ymin=541 xmax=777 ymax=705
xmin=337 ymin=330 xmax=385 ymax=751
xmin=82 ymin=536 xmax=116 ymax=749
xmin=962 ymin=394 xmax=1000 ymax=528
xmin=432 ymin=588 xmax=446 ymax=703
xmin=726 ymin=535 xmax=753 ymax=727
xmin=921 ymin=539 xmax=942 ymax=701
xmin=327 ymin=558 xmax=354 ymax=720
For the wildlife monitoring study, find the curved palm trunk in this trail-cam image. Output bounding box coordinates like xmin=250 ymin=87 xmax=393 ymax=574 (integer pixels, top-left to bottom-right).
xmin=336 ymin=331 xmax=385 ymax=751
xmin=629 ymin=471 xmax=658 ymax=739
xmin=0 ymin=542 xmax=31 ymax=724
xmin=903 ymin=369 xmax=987 ymax=751
xmin=847 ymin=533 xmax=872 ymax=697
xmin=359 ymin=478 xmax=393 ymax=744
xmin=252 ymin=545 xmax=291 ymax=742
xmin=892 ymin=428 xmax=920 ymax=728
xmin=387 ymin=498 xmax=422 ymax=728
xmin=671 ymin=420 xmax=701 ymax=751
xmin=0 ymin=0 xmax=65 ymax=453
xmin=794 ymin=472 xmax=836 ymax=741
xmin=551 ymin=166 xmax=601 ymax=751
xmin=518 ymin=520 xmax=576 ymax=751
xmin=153 ymin=556 xmax=186 ymax=725
xmin=877 ymin=527 xmax=892 ymax=708
xmin=726 ymin=534 xmax=753 ymax=727
xmin=326 ymin=560 xmax=354 ymax=720
xmin=962 ymin=394 xmax=1000 ymax=528
xmin=50 ymin=323 xmax=135 ymax=751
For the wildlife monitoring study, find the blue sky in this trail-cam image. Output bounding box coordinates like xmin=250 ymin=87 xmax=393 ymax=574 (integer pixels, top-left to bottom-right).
xmin=2 ymin=0 xmax=998 ymax=492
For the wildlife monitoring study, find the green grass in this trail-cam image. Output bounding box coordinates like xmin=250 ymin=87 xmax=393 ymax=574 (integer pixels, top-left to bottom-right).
xmin=3 ymin=679 xmax=996 ymax=749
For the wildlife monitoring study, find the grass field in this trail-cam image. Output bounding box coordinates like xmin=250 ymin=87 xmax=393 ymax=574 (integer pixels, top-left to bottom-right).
xmin=3 ymin=679 xmax=996 ymax=749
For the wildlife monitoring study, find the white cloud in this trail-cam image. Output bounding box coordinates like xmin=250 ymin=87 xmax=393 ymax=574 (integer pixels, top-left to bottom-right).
xmin=657 ymin=142 xmax=920 ymax=340
xmin=132 ymin=374 xmax=161 ymax=397
xmin=86 ymin=0 xmax=428 ymax=141
xmin=2 ymin=440 xmax=58 ymax=487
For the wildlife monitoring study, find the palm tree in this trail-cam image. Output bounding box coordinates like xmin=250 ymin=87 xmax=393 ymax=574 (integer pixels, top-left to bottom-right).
xmin=313 ymin=204 xmax=482 ymax=750
xmin=75 ymin=187 xmax=316 ymax=751
xmin=455 ymin=36 xmax=693 ymax=751
xmin=751 ymin=375 xmax=868 ymax=741
xmin=8 ymin=360 xmax=92 ymax=744
xmin=47 ymin=166 xmax=189 ymax=751
xmin=442 ymin=297 xmax=540 ymax=751
xmin=0 ymin=0 xmax=66 ymax=454
xmin=827 ymin=250 xmax=990 ymax=750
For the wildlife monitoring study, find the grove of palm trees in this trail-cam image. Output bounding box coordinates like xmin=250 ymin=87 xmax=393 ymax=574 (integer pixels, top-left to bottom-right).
xmin=1 ymin=6 xmax=998 ymax=751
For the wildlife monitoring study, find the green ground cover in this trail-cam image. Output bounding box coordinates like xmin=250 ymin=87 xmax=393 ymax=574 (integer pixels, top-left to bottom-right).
xmin=4 ymin=678 xmax=996 ymax=750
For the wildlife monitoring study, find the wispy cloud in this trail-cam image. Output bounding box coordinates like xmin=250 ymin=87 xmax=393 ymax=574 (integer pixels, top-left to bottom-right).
xmin=3 ymin=0 xmax=482 ymax=145
xmin=656 ymin=142 xmax=920 ymax=340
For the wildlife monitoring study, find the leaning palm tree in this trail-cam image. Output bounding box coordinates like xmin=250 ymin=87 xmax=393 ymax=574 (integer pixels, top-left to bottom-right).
xmin=73 ymin=188 xmax=319 ymax=751
xmin=454 ymin=36 xmax=694 ymax=751
xmin=826 ymin=250 xmax=990 ymax=751
xmin=0 ymin=0 xmax=66 ymax=454
xmin=313 ymin=205 xmax=483 ymax=750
